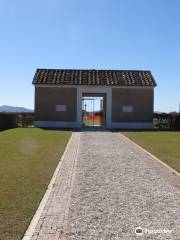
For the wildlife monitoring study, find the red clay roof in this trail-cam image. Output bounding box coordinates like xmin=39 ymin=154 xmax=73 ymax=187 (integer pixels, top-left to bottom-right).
xmin=33 ymin=69 xmax=157 ymax=87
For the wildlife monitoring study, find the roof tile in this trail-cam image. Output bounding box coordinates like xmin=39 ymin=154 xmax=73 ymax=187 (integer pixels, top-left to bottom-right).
xmin=33 ymin=69 xmax=157 ymax=87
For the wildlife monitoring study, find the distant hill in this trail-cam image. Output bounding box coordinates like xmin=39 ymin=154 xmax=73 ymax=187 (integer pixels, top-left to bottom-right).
xmin=0 ymin=105 xmax=34 ymax=112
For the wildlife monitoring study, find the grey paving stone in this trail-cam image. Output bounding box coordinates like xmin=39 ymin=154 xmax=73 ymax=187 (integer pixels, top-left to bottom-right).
xmin=67 ymin=132 xmax=180 ymax=240
xmin=29 ymin=132 xmax=180 ymax=240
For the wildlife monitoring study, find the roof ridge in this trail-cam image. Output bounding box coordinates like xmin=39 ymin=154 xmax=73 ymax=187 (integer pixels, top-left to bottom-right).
xmin=36 ymin=68 xmax=151 ymax=72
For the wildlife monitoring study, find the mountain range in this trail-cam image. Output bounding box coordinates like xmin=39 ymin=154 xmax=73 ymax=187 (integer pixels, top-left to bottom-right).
xmin=0 ymin=105 xmax=33 ymax=112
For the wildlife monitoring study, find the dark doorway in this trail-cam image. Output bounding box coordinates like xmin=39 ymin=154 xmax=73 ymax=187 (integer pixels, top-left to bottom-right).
xmin=82 ymin=94 xmax=106 ymax=128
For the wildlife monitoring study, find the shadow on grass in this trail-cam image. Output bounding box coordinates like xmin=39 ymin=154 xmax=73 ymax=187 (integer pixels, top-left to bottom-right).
xmin=111 ymin=129 xmax=180 ymax=133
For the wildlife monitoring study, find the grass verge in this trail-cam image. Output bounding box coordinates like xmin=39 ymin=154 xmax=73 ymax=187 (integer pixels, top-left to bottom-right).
xmin=0 ymin=128 xmax=71 ymax=240
xmin=123 ymin=131 xmax=180 ymax=173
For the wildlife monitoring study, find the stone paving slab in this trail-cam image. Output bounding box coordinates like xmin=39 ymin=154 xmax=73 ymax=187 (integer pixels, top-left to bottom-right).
xmin=23 ymin=132 xmax=180 ymax=240
xmin=23 ymin=132 xmax=81 ymax=240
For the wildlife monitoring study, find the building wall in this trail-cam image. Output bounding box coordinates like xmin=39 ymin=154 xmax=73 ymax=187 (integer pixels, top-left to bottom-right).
xmin=34 ymin=85 xmax=154 ymax=129
xmin=35 ymin=87 xmax=77 ymax=122
xmin=112 ymin=88 xmax=154 ymax=122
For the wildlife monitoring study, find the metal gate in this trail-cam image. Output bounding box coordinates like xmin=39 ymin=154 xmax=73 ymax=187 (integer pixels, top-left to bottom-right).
xmin=82 ymin=96 xmax=105 ymax=128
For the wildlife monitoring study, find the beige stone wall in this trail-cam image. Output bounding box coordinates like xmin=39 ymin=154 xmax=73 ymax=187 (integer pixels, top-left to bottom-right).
xmin=112 ymin=88 xmax=154 ymax=122
xmin=35 ymin=87 xmax=77 ymax=121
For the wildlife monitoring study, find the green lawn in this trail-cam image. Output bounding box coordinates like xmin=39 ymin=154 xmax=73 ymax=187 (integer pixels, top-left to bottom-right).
xmin=0 ymin=128 xmax=71 ymax=240
xmin=123 ymin=131 xmax=180 ymax=173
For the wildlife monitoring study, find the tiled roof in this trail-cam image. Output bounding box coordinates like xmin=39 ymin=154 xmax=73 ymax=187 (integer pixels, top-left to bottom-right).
xmin=33 ymin=69 xmax=157 ymax=87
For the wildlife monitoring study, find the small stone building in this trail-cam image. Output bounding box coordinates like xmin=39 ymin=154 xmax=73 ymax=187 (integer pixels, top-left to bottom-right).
xmin=33 ymin=69 xmax=157 ymax=129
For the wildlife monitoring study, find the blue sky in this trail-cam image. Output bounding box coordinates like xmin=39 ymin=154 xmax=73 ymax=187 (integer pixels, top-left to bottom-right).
xmin=0 ymin=0 xmax=179 ymax=112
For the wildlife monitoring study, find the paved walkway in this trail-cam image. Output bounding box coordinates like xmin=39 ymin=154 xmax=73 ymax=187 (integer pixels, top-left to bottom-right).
xmin=23 ymin=132 xmax=180 ymax=240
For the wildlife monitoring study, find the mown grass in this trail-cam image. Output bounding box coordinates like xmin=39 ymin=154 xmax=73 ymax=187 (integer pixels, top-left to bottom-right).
xmin=123 ymin=131 xmax=180 ymax=173
xmin=0 ymin=128 xmax=71 ymax=240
